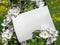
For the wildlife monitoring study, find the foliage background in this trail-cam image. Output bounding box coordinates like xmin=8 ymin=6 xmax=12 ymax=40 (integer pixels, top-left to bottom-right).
xmin=47 ymin=0 xmax=60 ymax=45
xmin=0 ymin=0 xmax=60 ymax=45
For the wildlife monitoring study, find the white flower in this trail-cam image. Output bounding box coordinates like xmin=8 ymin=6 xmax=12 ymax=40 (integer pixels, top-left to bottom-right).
xmin=8 ymin=32 xmax=13 ymax=39
xmin=6 ymin=29 xmax=10 ymax=34
xmin=51 ymin=37 xmax=56 ymax=43
xmin=10 ymin=27 xmax=13 ymax=31
xmin=2 ymin=29 xmax=13 ymax=40
xmin=8 ymin=7 xmax=20 ymax=17
xmin=40 ymin=31 xmax=50 ymax=39
xmin=2 ymin=29 xmax=9 ymax=38
xmin=3 ymin=19 xmax=6 ymax=22
xmin=38 ymin=2 xmax=44 ymax=7
xmin=1 ymin=23 xmax=7 ymax=27
xmin=2 ymin=38 xmax=8 ymax=43
xmin=3 ymin=18 xmax=11 ymax=25
xmin=2 ymin=28 xmax=5 ymax=31
xmin=5 ymin=15 xmax=12 ymax=23
xmin=3 ymin=19 xmax=8 ymax=24
xmin=31 ymin=0 xmax=44 ymax=7
xmin=50 ymin=30 xmax=58 ymax=37
xmin=12 ymin=13 xmax=18 ymax=17
xmin=6 ymin=17 xmax=11 ymax=22
xmin=35 ymin=0 xmax=44 ymax=7
xmin=2 ymin=33 xmax=9 ymax=39
xmin=1 ymin=19 xmax=9 ymax=26
xmin=46 ymin=37 xmax=57 ymax=44
xmin=56 ymin=31 xmax=58 ymax=34
xmin=41 ymin=24 xmax=59 ymax=44
xmin=55 ymin=31 xmax=59 ymax=37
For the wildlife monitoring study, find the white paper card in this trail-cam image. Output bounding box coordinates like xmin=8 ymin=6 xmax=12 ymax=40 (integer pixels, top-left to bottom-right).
xmin=12 ymin=6 xmax=55 ymax=42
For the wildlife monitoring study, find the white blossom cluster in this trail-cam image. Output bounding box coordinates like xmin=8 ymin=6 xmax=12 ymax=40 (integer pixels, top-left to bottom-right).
xmin=31 ymin=0 xmax=44 ymax=7
xmin=40 ymin=24 xmax=58 ymax=44
xmin=1 ymin=7 xmax=20 ymax=44
xmin=8 ymin=7 xmax=20 ymax=17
